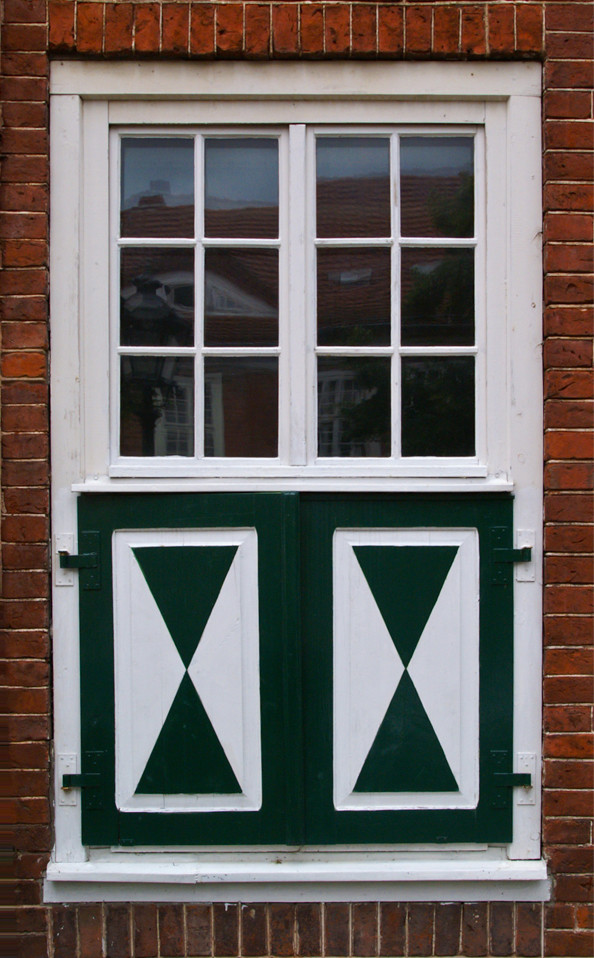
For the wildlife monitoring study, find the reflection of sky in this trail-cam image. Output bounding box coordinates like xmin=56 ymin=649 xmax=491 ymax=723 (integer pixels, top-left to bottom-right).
xmin=400 ymin=137 xmax=474 ymax=175
xmin=317 ymin=137 xmax=390 ymax=181
xmin=205 ymin=139 xmax=278 ymax=209
xmin=121 ymin=138 xmax=194 ymax=207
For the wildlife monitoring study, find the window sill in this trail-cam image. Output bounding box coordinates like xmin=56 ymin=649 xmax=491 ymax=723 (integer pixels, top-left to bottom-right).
xmin=44 ymin=858 xmax=549 ymax=903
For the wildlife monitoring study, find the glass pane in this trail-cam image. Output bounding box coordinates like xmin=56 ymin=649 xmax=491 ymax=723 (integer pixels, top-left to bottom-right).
xmin=317 ymin=137 xmax=390 ymax=238
xmin=401 ymin=248 xmax=474 ymax=346
xmin=204 ymin=358 xmax=278 ymax=457
xmin=401 ymin=357 xmax=475 ymax=457
xmin=205 ymin=139 xmax=278 ymax=238
xmin=205 ymin=249 xmax=278 ymax=346
xmin=121 ymin=138 xmax=194 ymax=238
xmin=400 ymin=137 xmax=474 ymax=238
xmin=318 ymin=357 xmax=390 ymax=457
xmin=120 ymin=356 xmax=194 ymax=457
xmin=121 ymin=248 xmax=194 ymax=347
xmin=317 ymin=248 xmax=391 ymax=346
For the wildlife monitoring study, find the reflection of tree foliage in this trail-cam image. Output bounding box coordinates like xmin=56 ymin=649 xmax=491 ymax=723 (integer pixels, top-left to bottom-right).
xmin=402 ymin=358 xmax=475 ymax=457
xmin=429 ymin=172 xmax=474 ymax=238
xmin=340 ymin=359 xmax=391 ymax=453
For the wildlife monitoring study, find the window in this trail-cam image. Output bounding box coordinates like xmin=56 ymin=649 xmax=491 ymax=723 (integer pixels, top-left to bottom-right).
xmin=48 ymin=62 xmax=546 ymax=900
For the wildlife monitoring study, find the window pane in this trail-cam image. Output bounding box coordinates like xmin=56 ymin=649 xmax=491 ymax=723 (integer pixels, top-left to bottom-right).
xmin=318 ymin=357 xmax=390 ymax=457
xmin=205 ymin=139 xmax=279 ymax=238
xmin=400 ymin=137 xmax=474 ymax=238
xmin=121 ymin=248 xmax=194 ymax=347
xmin=120 ymin=357 xmax=194 ymax=457
xmin=317 ymin=248 xmax=391 ymax=346
xmin=204 ymin=249 xmax=278 ymax=346
xmin=401 ymin=248 xmax=474 ymax=346
xmin=316 ymin=137 xmax=390 ymax=238
xmin=401 ymin=357 xmax=475 ymax=457
xmin=121 ymin=138 xmax=194 ymax=238
xmin=204 ymin=358 xmax=278 ymax=457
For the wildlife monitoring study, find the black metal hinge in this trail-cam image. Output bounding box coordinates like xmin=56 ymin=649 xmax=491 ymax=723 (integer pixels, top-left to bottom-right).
xmin=61 ymin=751 xmax=106 ymax=809
xmin=490 ymin=528 xmax=532 ymax=584
xmin=490 ymin=750 xmax=532 ymax=808
xmin=58 ymin=531 xmax=101 ymax=589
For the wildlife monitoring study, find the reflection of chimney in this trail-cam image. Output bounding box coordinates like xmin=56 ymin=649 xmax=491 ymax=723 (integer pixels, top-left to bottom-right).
xmin=150 ymin=179 xmax=170 ymax=193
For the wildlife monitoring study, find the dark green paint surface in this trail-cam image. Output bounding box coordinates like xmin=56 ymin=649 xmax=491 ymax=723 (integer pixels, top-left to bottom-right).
xmin=137 ymin=672 xmax=241 ymax=795
xmin=133 ymin=545 xmax=237 ymax=667
xmin=354 ymin=671 xmax=458 ymax=793
xmin=77 ymin=492 xmax=516 ymax=846
xmin=353 ymin=545 xmax=457 ymax=667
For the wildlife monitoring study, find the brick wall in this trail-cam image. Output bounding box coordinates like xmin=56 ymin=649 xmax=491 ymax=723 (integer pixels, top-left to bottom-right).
xmin=1 ymin=1 xmax=592 ymax=956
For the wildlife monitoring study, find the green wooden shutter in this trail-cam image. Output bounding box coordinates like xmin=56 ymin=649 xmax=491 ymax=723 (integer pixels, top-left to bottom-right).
xmin=74 ymin=492 xmax=519 ymax=846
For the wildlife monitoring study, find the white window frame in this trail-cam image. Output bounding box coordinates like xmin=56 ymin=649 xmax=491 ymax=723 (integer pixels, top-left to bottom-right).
xmin=48 ymin=60 xmax=546 ymax=901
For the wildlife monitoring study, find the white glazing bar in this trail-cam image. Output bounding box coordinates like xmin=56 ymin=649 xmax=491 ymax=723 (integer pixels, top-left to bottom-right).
xmin=400 ymin=237 xmax=477 ymax=247
xmin=117 ymin=237 xmax=197 ymax=247
xmin=399 ymin=346 xmax=478 ymax=356
xmin=202 ymin=347 xmax=281 ymax=356
xmin=315 ymin=237 xmax=393 ymax=248
xmin=203 ymin=237 xmax=283 ymax=249
xmin=305 ymin=128 xmax=318 ymax=465
xmin=316 ymin=347 xmax=393 ymax=357
xmin=393 ymin=132 xmax=402 ymax=460
xmin=195 ymin=134 xmax=204 ymax=459
xmin=473 ymin=127 xmax=488 ymax=467
xmin=287 ymin=125 xmax=307 ymax=465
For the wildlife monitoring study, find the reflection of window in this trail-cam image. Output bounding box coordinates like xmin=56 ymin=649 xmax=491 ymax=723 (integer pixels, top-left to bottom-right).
xmin=112 ymin=128 xmax=488 ymax=472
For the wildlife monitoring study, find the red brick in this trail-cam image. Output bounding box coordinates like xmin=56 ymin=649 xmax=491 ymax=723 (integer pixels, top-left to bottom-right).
xmin=324 ymin=903 xmax=349 ymax=956
xmin=545 ymin=214 xmax=594 ymax=244
xmin=245 ymin=5 xmax=270 ymax=59
xmin=2 ymin=155 xmax=48 ymax=184
xmin=77 ymin=2 xmax=105 ymax=54
xmin=1 ymin=298 xmax=47 ymax=323
xmin=0 ymin=184 xmax=48 ymax=214
xmin=550 ymin=845 xmax=594 ymax=875
xmin=78 ymin=904 xmax=103 ymax=958
xmin=0 ymin=214 xmax=47 ymax=241
xmin=379 ymin=902 xmax=405 ymax=957
xmin=133 ymin=904 xmax=158 ymax=958
xmin=547 ymin=31 xmax=594 ymax=61
xmin=490 ymin=901 xmax=513 ymax=956
xmin=545 ymin=554 xmax=594 ymax=584
xmin=2 ymin=102 xmax=47 ymax=130
xmin=1 ymin=353 xmax=46 ymax=380
xmin=159 ymin=903 xmax=184 ymax=956
xmin=300 ymin=4 xmax=324 ymax=57
xmin=408 ymin=903 xmax=433 ymax=957
xmin=546 ymin=4 xmax=594 ymax=33
xmin=488 ymin=4 xmax=514 ymax=56
xmin=216 ymin=3 xmax=243 ymax=56
xmin=1 ymin=769 xmax=48 ymax=797
xmin=1 ymin=461 xmax=49 ymax=487
xmin=3 ymin=572 xmax=48 ymax=600
xmin=435 ymin=902 xmax=460 ymax=956
xmin=405 ymin=6 xmax=431 ymax=57
xmin=545 ymin=730 xmax=594 ymax=758
xmin=461 ymin=6 xmax=486 ymax=57
xmin=546 ymin=431 xmax=594 ymax=461
xmin=576 ymin=905 xmax=594 ymax=929
xmin=462 ymin=903 xmax=488 ymax=956
xmin=3 ymin=241 xmax=46 ymax=269
xmin=546 ymin=273 xmax=593 ymax=305
xmin=546 ymin=243 xmax=594 ymax=273
xmin=433 ymin=6 xmax=460 ymax=57
xmin=53 ymin=905 xmax=77 ymax=958
xmin=0 ymin=631 xmax=49 ymax=659
xmin=553 ymin=874 xmax=594 ymax=903
xmin=0 ymin=796 xmax=49 ymax=825
xmin=546 ymin=369 xmax=594 ymax=400
xmin=546 ymin=151 xmax=594 ymax=182
xmin=296 ymin=903 xmax=320 ymax=957
xmin=6 ymin=744 xmax=49 ymax=770
xmin=515 ymin=903 xmax=543 ymax=957
xmin=545 ymin=583 xmax=593 ymax=613
xmin=546 ymin=60 xmax=594 ymax=92
xmin=1 ymin=128 xmax=48 ymax=156
xmin=546 ymin=902 xmax=576 ymax=929
xmin=1 ymin=76 xmax=47 ymax=101
xmin=352 ymin=5 xmax=376 ymax=57
xmin=545 ymin=759 xmax=594 ymax=789
xmin=162 ymin=1 xmax=189 ymax=55
xmin=378 ymin=4 xmax=403 ymax=56
xmin=4 ymin=657 xmax=48 ymax=686
xmin=213 ymin=902 xmax=239 ymax=956
xmin=325 ymin=4 xmax=350 ymax=56
xmin=2 ymin=324 xmax=48 ymax=351
xmin=2 ymin=24 xmax=47 ymax=52
xmin=49 ymin=2 xmax=75 ymax=51
xmin=105 ymin=904 xmax=131 ymax=958
xmin=7 ymin=716 xmax=49 ymax=742
xmin=4 ymin=0 xmax=46 ymax=23
xmin=15 ymin=907 xmax=48 ymax=933
xmin=186 ymin=904 xmax=212 ymax=956
xmin=134 ymin=3 xmax=161 ymax=54
xmin=545 ymin=523 xmax=594 ymax=553
xmin=104 ymin=2 xmax=134 ymax=55
xmin=190 ymin=3 xmax=215 ymax=56
xmin=516 ymin=4 xmax=543 ymax=54
xmin=546 ymin=120 xmax=594 ymax=151
xmin=272 ymin=4 xmax=298 ymax=56
xmin=269 ymin=903 xmax=294 ymax=957
xmin=241 ymin=903 xmax=267 ymax=957
xmin=352 ymin=901 xmax=378 ymax=957
xmin=545 ymin=90 xmax=593 ymax=120
xmin=544 ymin=705 xmax=593 ymax=733
xmin=545 ymin=338 xmax=593 ymax=370
xmin=545 ymin=929 xmax=594 ymax=957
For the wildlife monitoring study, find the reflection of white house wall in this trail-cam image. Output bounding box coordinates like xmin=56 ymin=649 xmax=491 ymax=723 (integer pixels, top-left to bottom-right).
xmin=318 ymin=370 xmax=381 ymax=458
xmin=113 ymin=528 xmax=262 ymax=812
xmin=333 ymin=528 xmax=479 ymax=810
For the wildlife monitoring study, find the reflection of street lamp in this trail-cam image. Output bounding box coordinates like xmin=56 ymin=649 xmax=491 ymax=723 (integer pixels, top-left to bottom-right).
xmin=121 ymin=275 xmax=175 ymax=346
xmin=121 ymin=355 xmax=178 ymax=457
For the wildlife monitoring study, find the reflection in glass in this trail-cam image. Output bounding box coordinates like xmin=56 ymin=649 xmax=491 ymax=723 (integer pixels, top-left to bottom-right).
xmin=317 ymin=248 xmax=390 ymax=346
xmin=120 ymin=248 xmax=194 ymax=347
xmin=204 ymin=358 xmax=278 ymax=458
xmin=401 ymin=248 xmax=474 ymax=346
xmin=318 ymin=357 xmax=390 ymax=457
xmin=401 ymin=357 xmax=475 ymax=457
xmin=400 ymin=137 xmax=474 ymax=238
xmin=121 ymin=138 xmax=194 ymax=238
xmin=205 ymin=139 xmax=279 ymax=239
xmin=316 ymin=137 xmax=390 ymax=238
xmin=120 ymin=356 xmax=194 ymax=457
xmin=204 ymin=249 xmax=278 ymax=346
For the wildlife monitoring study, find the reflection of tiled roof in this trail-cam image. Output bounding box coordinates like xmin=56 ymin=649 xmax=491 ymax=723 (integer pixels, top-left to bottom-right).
xmin=400 ymin=174 xmax=472 ymax=237
xmin=120 ymin=204 xmax=278 ymax=239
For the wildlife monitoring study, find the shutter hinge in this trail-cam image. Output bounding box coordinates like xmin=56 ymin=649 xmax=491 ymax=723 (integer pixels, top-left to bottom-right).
xmin=490 ymin=528 xmax=532 ymax=585
xmin=58 ymin=532 xmax=101 ymax=589
xmin=490 ymin=750 xmax=533 ymax=807
xmin=60 ymin=751 xmax=106 ymax=809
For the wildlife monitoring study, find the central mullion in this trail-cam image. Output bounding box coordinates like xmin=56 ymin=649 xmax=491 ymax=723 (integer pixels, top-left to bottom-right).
xmin=196 ymin=134 xmax=205 ymax=459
